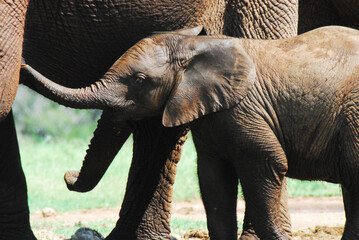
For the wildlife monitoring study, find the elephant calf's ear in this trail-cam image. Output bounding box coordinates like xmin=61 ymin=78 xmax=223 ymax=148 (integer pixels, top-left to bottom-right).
xmin=162 ymin=38 xmax=256 ymax=127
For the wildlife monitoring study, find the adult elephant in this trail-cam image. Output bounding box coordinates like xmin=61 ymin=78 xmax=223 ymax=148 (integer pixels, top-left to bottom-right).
xmin=2 ymin=1 xmax=298 ymax=240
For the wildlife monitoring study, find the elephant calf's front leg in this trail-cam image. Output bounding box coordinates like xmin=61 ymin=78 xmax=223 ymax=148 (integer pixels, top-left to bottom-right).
xmin=238 ymin=151 xmax=289 ymax=240
xmin=197 ymin=152 xmax=239 ymax=240
xmin=240 ymin=177 xmax=291 ymax=240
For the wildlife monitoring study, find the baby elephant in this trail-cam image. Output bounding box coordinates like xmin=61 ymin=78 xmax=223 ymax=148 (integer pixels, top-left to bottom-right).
xmin=22 ymin=26 xmax=359 ymax=239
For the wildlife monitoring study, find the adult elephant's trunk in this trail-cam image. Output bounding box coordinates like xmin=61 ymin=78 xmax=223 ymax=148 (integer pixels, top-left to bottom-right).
xmin=20 ymin=64 xmax=119 ymax=110
xmin=64 ymin=111 xmax=131 ymax=192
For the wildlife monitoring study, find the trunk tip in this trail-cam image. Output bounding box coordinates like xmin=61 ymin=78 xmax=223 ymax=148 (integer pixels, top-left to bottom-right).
xmin=64 ymin=170 xmax=96 ymax=192
xmin=64 ymin=170 xmax=80 ymax=191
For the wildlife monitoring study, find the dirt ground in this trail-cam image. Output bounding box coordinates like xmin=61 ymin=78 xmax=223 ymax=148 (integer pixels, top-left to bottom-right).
xmin=31 ymin=197 xmax=345 ymax=239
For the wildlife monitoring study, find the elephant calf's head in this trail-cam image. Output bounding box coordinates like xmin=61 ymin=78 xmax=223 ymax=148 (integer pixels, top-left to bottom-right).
xmin=105 ymin=27 xmax=256 ymax=127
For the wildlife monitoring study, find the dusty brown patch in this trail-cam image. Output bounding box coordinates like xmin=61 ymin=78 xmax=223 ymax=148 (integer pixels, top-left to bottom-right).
xmin=183 ymin=229 xmax=209 ymax=239
xmin=293 ymin=226 xmax=343 ymax=240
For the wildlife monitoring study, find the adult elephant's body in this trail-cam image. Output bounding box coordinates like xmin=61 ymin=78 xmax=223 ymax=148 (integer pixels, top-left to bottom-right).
xmin=2 ymin=1 xmax=299 ymax=239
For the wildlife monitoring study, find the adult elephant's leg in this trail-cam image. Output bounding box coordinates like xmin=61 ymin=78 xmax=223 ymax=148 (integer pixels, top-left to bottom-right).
xmin=0 ymin=111 xmax=36 ymax=240
xmin=106 ymin=118 xmax=188 ymax=240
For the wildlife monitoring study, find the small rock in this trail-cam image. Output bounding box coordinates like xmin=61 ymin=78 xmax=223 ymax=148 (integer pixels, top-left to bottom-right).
xmin=42 ymin=207 xmax=56 ymax=218
xmin=70 ymin=228 xmax=104 ymax=240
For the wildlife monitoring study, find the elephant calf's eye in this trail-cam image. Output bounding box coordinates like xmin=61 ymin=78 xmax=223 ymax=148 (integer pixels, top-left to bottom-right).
xmin=130 ymin=74 xmax=146 ymax=88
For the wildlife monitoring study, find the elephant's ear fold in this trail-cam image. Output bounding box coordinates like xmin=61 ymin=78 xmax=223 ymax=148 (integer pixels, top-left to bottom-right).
xmin=162 ymin=38 xmax=256 ymax=127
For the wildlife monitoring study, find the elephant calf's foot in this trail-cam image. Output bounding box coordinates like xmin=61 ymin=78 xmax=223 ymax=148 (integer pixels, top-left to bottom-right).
xmin=68 ymin=228 xmax=104 ymax=240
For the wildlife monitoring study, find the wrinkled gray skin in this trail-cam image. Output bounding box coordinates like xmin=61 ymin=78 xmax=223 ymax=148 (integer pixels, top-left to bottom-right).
xmin=2 ymin=0 xmax=359 ymax=239
xmin=23 ymin=26 xmax=359 ymax=239
xmin=2 ymin=1 xmax=299 ymax=240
